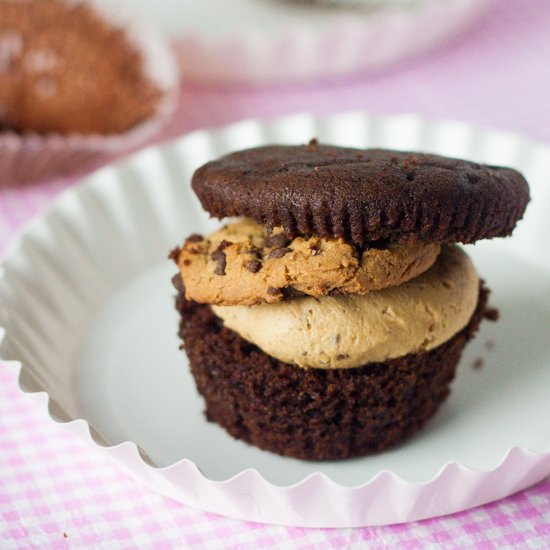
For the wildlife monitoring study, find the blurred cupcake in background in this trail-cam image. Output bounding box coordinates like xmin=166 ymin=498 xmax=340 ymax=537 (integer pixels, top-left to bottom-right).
xmin=0 ymin=0 xmax=178 ymax=186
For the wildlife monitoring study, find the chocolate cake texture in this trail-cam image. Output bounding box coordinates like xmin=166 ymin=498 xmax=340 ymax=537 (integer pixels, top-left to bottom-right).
xmin=177 ymin=284 xmax=490 ymax=460
xmin=191 ymin=143 xmax=529 ymax=246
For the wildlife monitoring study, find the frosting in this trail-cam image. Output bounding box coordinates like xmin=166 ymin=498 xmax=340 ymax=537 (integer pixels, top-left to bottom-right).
xmin=212 ymin=245 xmax=479 ymax=369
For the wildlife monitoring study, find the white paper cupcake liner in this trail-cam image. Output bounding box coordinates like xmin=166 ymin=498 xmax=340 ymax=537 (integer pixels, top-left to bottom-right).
xmin=153 ymin=0 xmax=496 ymax=83
xmin=1 ymin=112 xmax=550 ymax=527
xmin=0 ymin=0 xmax=178 ymax=187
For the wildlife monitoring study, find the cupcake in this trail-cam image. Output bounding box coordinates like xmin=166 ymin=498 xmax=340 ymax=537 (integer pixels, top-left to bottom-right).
xmin=0 ymin=0 xmax=177 ymax=185
xmin=171 ymin=142 xmax=529 ymax=461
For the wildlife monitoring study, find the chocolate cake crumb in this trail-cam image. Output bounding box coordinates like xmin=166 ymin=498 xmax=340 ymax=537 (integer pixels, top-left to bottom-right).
xmin=485 ymin=307 xmax=500 ymax=321
xmin=268 ymin=247 xmax=292 ymax=259
xmin=305 ymin=138 xmax=319 ymax=151
xmin=171 ymin=273 xmax=185 ymax=292
xmin=472 ymin=357 xmax=484 ymax=370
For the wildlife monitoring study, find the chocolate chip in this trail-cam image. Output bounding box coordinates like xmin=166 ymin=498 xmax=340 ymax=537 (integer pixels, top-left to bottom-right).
xmin=268 ymin=247 xmax=291 ymax=259
xmin=336 ymin=354 xmax=350 ymax=361
xmin=245 ymin=259 xmax=262 ymax=273
xmin=211 ymin=251 xmax=227 ymax=275
xmin=281 ymin=287 xmax=306 ymax=299
xmin=210 ymin=240 xmax=231 ymax=276
xmin=186 ymin=233 xmax=203 ymax=243
xmin=183 ymin=259 xmax=191 ymax=266
xmin=217 ymin=240 xmax=232 ymax=251
xmin=210 ymin=248 xmax=223 ymax=261
xmin=212 ymin=258 xmax=226 ymax=275
xmin=267 ymin=287 xmax=280 ymax=296
xmin=168 ymin=247 xmax=180 ymax=262
xmin=265 ymin=233 xmax=290 ymax=248
xmin=309 ymin=242 xmax=321 ymax=256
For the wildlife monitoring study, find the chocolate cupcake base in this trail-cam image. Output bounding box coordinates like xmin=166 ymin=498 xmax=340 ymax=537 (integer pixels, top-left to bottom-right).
xmin=177 ymin=285 xmax=490 ymax=461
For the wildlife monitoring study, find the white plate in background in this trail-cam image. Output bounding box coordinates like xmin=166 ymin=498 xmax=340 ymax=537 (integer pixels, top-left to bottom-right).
xmin=1 ymin=112 xmax=550 ymax=527
xmin=122 ymin=0 xmax=495 ymax=83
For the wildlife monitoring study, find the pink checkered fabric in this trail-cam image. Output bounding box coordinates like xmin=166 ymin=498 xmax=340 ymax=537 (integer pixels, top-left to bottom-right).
xmin=2 ymin=1 xmax=550 ymax=547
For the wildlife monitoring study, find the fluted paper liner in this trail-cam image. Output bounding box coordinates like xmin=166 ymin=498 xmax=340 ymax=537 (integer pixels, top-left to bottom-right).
xmin=0 ymin=0 xmax=178 ymax=187
xmin=170 ymin=0 xmax=495 ymax=82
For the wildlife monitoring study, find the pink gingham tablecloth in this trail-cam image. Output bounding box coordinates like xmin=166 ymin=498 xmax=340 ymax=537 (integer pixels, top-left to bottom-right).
xmin=2 ymin=0 xmax=550 ymax=547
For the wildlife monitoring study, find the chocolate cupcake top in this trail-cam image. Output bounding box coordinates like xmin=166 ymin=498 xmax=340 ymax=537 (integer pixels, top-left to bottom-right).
xmin=0 ymin=0 xmax=162 ymax=135
xmin=192 ymin=141 xmax=530 ymax=246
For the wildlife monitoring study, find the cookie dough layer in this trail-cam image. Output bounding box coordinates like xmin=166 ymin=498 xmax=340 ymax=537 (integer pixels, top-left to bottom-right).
xmin=213 ymin=245 xmax=479 ymax=369
xmin=177 ymin=218 xmax=440 ymax=306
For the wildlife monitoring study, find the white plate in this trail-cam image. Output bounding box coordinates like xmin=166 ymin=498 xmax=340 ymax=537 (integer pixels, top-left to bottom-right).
xmin=122 ymin=0 xmax=495 ymax=82
xmin=1 ymin=112 xmax=550 ymax=527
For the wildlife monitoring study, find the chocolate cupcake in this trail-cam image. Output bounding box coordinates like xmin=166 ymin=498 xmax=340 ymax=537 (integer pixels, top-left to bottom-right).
xmin=171 ymin=142 xmax=529 ymax=461
xmin=0 ymin=0 xmax=177 ymax=185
